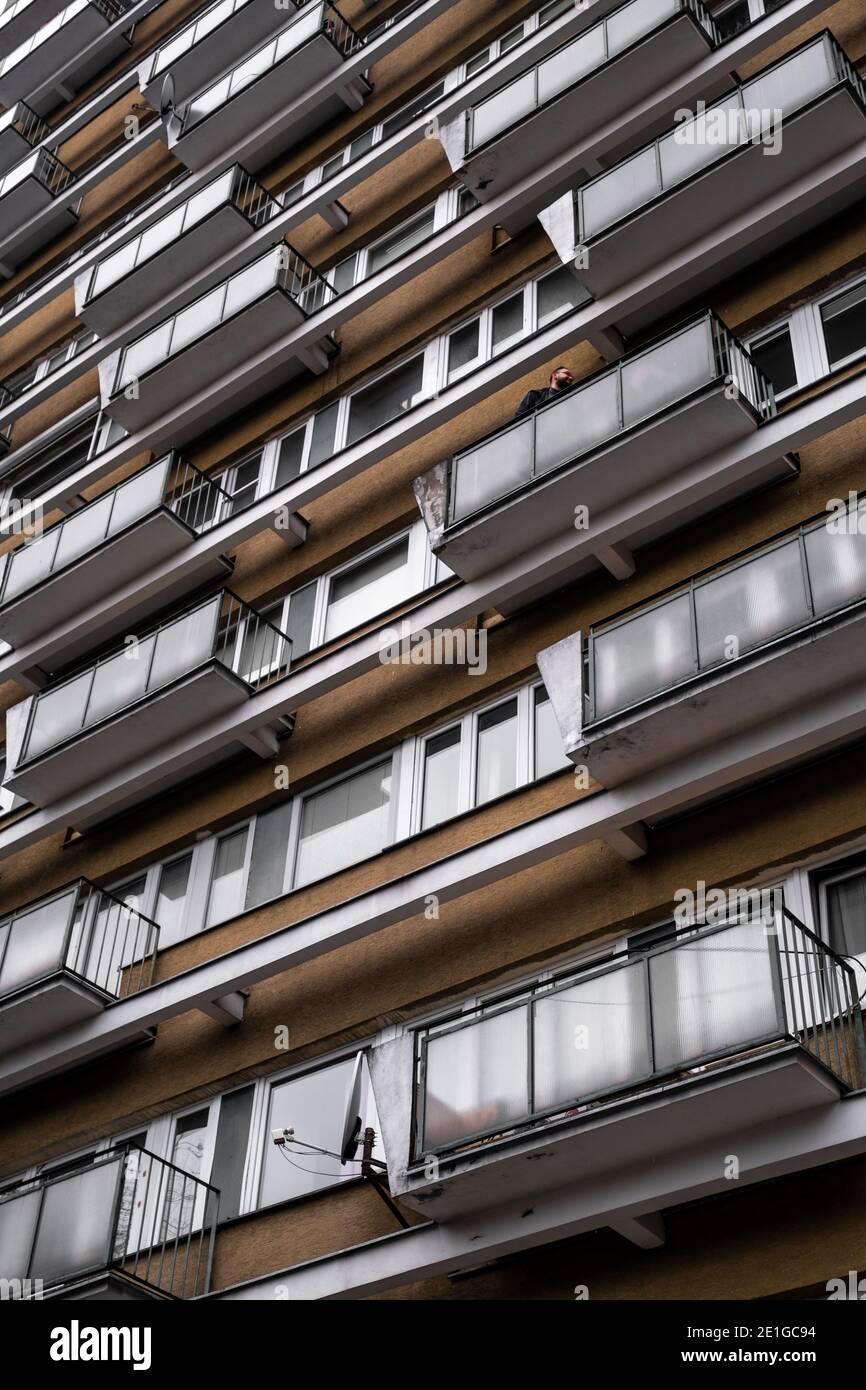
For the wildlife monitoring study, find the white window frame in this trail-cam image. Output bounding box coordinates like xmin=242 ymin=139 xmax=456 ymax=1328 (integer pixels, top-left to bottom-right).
xmin=746 ymin=270 xmax=866 ymax=399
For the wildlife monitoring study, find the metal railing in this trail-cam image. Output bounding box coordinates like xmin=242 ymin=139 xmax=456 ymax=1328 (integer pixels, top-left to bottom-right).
xmin=20 ymin=588 xmax=292 ymax=764
xmin=415 ymin=906 xmax=866 ymax=1157
xmin=0 ymin=145 xmax=74 ymax=199
xmin=0 ymin=1144 xmax=218 ymax=1298
xmin=0 ymin=876 xmax=158 ymax=1002
xmin=113 ymin=243 xmax=333 ymax=394
xmin=84 ymin=165 xmax=281 ymax=304
xmin=466 ymin=0 xmax=718 ymax=154
xmin=575 ymin=31 xmax=866 ymax=242
xmin=181 ymin=1 xmax=364 ymax=132
xmin=0 ymin=100 xmax=50 ymax=146
xmin=0 ymin=454 xmax=231 ymax=605
xmin=445 ymin=312 xmax=774 ymax=526
xmin=584 ymin=496 xmax=866 ymax=724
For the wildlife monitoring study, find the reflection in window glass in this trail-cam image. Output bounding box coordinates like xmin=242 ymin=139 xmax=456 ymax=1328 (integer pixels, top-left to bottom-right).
xmin=492 ymin=294 xmax=524 ymax=351
xmin=422 ymin=726 xmax=462 ymax=828
xmin=155 ymin=855 xmax=192 ymax=945
xmin=448 ymin=319 xmax=480 ymax=379
xmin=324 ymin=536 xmax=411 ymax=640
xmin=537 ymin=265 xmax=583 ymax=325
xmin=749 ymin=327 xmax=797 ymax=397
xmin=295 ymin=760 xmax=393 ymax=887
xmin=206 ymin=828 xmax=248 ymax=926
xmin=476 ymin=700 xmax=518 ymax=804
xmin=821 ymin=284 xmax=866 ymax=369
xmin=346 ymin=358 xmax=424 ymax=445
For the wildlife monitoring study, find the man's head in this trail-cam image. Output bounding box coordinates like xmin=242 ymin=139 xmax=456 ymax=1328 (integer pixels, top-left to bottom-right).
xmin=549 ymin=366 xmax=574 ymax=390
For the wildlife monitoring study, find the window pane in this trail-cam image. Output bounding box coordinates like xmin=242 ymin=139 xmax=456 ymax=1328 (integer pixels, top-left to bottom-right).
xmin=324 ymin=537 xmax=411 ymax=641
xmin=821 ymin=283 xmax=866 ymax=368
xmin=422 ymin=726 xmax=462 ymax=828
xmin=824 ymin=869 xmax=866 ymax=958
xmin=155 ymin=854 xmax=192 ymax=947
xmin=534 ymin=962 xmax=652 ymax=1110
xmin=295 ymin=760 xmax=392 ymax=887
xmin=534 ymin=687 xmax=566 ymax=778
xmin=209 ymin=1086 xmax=254 ymax=1222
xmin=423 ymin=1009 xmax=529 ymax=1150
xmin=447 ymin=319 xmax=480 ymax=379
xmin=465 ymin=50 xmax=491 ymax=77
xmin=346 ymin=358 xmax=423 ymax=445
xmin=476 ymin=699 xmax=518 ymax=805
xmin=367 ymin=209 xmax=435 ymax=276
xmin=491 ymin=293 xmax=524 ymax=351
xmin=308 ymin=402 xmax=339 ymax=467
xmin=206 ymin=828 xmax=248 ymax=926
xmin=749 ymin=327 xmax=797 ymax=396
xmin=246 ymin=801 xmax=293 ymax=909
xmin=537 ymin=265 xmax=583 ymax=324
xmin=285 ymin=581 xmax=317 ymax=658
xmin=275 ymin=428 xmax=305 ymax=486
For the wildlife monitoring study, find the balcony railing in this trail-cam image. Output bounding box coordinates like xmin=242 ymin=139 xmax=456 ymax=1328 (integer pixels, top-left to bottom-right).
xmin=0 ymin=0 xmax=131 ymax=79
xmin=0 ymin=454 xmax=232 ymax=606
xmin=16 ymin=589 xmax=291 ymax=766
xmin=82 ymin=166 xmax=282 ymax=306
xmin=0 ymin=877 xmax=158 ymax=1003
xmin=111 ymin=244 xmax=333 ymax=396
xmin=584 ymin=501 xmax=866 ymax=725
xmin=575 ymin=32 xmax=866 ymax=243
xmin=446 ymin=313 xmax=774 ymax=526
xmin=0 ymin=100 xmax=49 ymax=147
xmin=142 ymin=0 xmax=305 ymax=89
xmin=0 ymin=145 xmax=73 ymax=200
xmin=179 ymin=1 xmax=363 ymax=134
xmin=465 ymin=0 xmax=718 ymax=155
xmin=0 ymin=1144 xmax=218 ymax=1298
xmin=415 ymin=908 xmax=865 ymax=1157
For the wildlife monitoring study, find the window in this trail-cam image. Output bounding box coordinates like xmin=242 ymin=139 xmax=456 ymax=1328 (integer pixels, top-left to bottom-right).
xmin=746 ymin=271 xmax=866 ymax=400
xmin=324 ymin=536 xmax=412 ymax=641
xmin=476 ymin=698 xmax=519 ymax=804
xmin=533 ymin=686 xmax=564 ymax=779
xmin=346 ymin=356 xmax=424 ymax=445
xmin=749 ymin=325 xmax=798 ymax=398
xmin=711 ymin=0 xmax=751 ymax=41
xmin=154 ymin=855 xmax=192 ymax=942
xmin=816 ymin=858 xmax=866 ymax=962
xmin=295 ymin=758 xmax=394 ymax=887
xmin=421 ymin=726 xmax=462 ymax=829
xmin=368 ymin=208 xmax=437 ymax=277
xmin=205 ymin=827 xmax=249 ymax=927
xmin=820 ymin=282 xmax=866 ymax=371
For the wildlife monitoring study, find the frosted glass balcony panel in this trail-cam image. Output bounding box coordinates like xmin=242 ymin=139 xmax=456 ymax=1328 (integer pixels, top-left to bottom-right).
xmin=423 ymin=1008 xmax=529 ymax=1150
xmin=0 ymin=1189 xmax=41 ymax=1280
xmin=694 ymin=540 xmax=810 ymax=668
xmin=534 ymin=370 xmax=620 ymax=476
xmin=804 ymin=519 xmax=866 ymax=616
xmin=51 ymin=494 xmax=114 ymax=571
xmin=451 ymin=419 xmax=533 ymax=521
xmin=121 ymin=323 xmax=172 ymax=387
xmin=744 ymin=36 xmax=836 ymax=119
xmin=30 ymin=1160 xmax=121 ymax=1285
xmin=580 ymin=146 xmax=659 ymax=238
xmin=26 ymin=670 xmax=90 ymax=757
xmin=170 ymin=286 xmax=224 ymax=354
xmin=148 ymin=601 xmax=219 ymax=690
xmin=106 ymin=461 xmax=168 ymax=534
xmin=537 ymin=24 xmax=606 ymax=106
xmin=621 ymin=319 xmax=713 ymax=427
xmin=593 ymin=593 xmax=694 ymax=718
xmin=85 ymin=637 xmax=155 ymax=726
xmin=0 ymin=889 xmax=76 ymax=994
xmin=471 ymin=70 xmax=536 ymax=148
xmin=2 ymin=531 xmax=61 ymax=599
xmin=607 ymin=0 xmax=679 ymax=54
xmin=658 ymin=94 xmax=745 ymax=189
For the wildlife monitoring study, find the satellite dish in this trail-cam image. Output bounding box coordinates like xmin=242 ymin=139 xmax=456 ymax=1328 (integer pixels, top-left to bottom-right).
xmin=339 ymin=1052 xmax=365 ymax=1164
xmin=159 ymin=73 xmax=175 ymax=117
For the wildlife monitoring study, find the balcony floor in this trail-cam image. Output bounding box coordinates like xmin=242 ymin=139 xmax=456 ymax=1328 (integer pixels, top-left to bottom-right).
xmin=0 ymin=972 xmax=110 ymax=1050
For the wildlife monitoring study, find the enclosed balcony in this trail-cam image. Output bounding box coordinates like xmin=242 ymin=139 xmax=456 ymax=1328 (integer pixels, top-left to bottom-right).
xmin=0 ymin=0 xmax=135 ymax=114
xmin=537 ymin=503 xmax=866 ymax=792
xmin=413 ymin=313 xmax=788 ymax=584
xmin=76 ymin=166 xmax=284 ymax=336
xmin=438 ymin=0 xmax=718 ymax=210
xmin=0 ymin=878 xmax=157 ymax=1050
xmin=99 ymin=245 xmax=335 ymax=436
xmin=539 ymin=34 xmax=866 ymax=333
xmin=0 ymin=0 xmax=70 ymax=60
xmin=0 ymin=102 xmax=49 ymax=175
xmin=3 ymin=590 xmax=292 ymax=809
xmin=0 ymin=455 xmax=234 ymax=652
xmin=0 ymin=147 xmax=78 ymax=266
xmin=371 ymin=909 xmax=864 ymax=1219
xmin=165 ymin=1 xmax=368 ymax=172
xmin=0 ymin=1145 xmax=218 ymax=1299
xmin=138 ymin=0 xmax=305 ymax=109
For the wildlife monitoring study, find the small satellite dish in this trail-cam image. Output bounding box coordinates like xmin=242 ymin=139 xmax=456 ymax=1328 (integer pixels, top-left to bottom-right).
xmin=159 ymin=73 xmax=175 ymax=117
xmin=339 ymin=1052 xmax=365 ymax=1164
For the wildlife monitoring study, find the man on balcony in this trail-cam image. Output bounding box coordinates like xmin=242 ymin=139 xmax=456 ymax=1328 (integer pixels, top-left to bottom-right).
xmin=514 ymin=365 xmax=575 ymax=418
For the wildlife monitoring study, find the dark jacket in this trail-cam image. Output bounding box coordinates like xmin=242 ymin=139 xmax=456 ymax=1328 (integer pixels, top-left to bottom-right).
xmin=514 ymin=382 xmax=573 ymax=419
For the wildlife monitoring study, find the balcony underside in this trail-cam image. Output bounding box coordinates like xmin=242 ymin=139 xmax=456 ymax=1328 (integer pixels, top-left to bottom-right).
xmin=139 ymin=4 xmax=295 ymax=108
xmin=578 ymin=601 xmax=866 ymax=791
xmin=102 ymin=290 xmax=316 ymax=435
xmin=0 ymin=972 xmax=111 ymax=1050
xmin=0 ymin=181 xmax=77 ymax=268
xmin=374 ymin=1044 xmax=840 ymax=1221
xmin=78 ymin=201 xmax=267 ymax=335
xmin=0 ymin=18 xmax=132 ymax=112
xmin=446 ymin=11 xmax=715 ymax=231
xmin=426 ymin=386 xmax=787 ymax=587
xmin=43 ymin=1271 xmax=171 ymax=1301
xmin=0 ymin=125 xmax=38 ymax=176
xmin=570 ymin=88 xmax=866 ymax=316
xmin=167 ymin=34 xmax=367 ymax=171
xmin=0 ymin=0 xmax=69 ymax=59
xmin=5 ymin=662 xmax=251 ymax=806
xmin=0 ymin=510 xmax=232 ymax=652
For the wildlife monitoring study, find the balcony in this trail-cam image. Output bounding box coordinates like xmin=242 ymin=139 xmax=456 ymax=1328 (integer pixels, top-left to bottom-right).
xmin=371 ymin=909 xmax=864 ymax=1219
xmin=76 ymin=166 xmax=284 ymax=336
xmin=165 ymin=1 xmax=369 ymax=172
xmin=0 ymin=0 xmax=135 ymax=115
xmin=138 ymin=0 xmax=305 ymax=109
xmin=0 ymin=455 xmax=234 ymax=652
xmin=98 ymin=245 xmax=335 ymax=437
xmin=0 ymin=1145 xmax=218 ymax=1299
xmin=413 ymin=314 xmax=789 ymax=584
xmin=539 ymin=34 xmax=866 ymax=333
xmin=0 ymin=878 xmax=157 ymax=1051
xmin=0 ymin=147 xmax=78 ymax=266
xmin=3 ymin=589 xmax=292 ymax=809
xmin=537 ymin=503 xmax=866 ymax=793
xmin=438 ymin=0 xmax=718 ymax=212
xmin=0 ymin=102 xmax=49 ymax=175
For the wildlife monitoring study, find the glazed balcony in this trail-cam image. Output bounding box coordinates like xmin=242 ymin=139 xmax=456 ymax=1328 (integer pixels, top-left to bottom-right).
xmin=0 ymin=146 xmax=78 ymax=265
xmin=537 ymin=502 xmax=866 ymax=792
xmin=76 ymin=166 xmax=284 ymax=335
xmin=0 ymin=0 xmax=135 ymax=114
xmin=371 ymin=909 xmax=864 ymax=1219
xmin=0 ymin=454 xmax=234 ymax=652
xmin=0 ymin=878 xmax=157 ymax=1050
xmin=438 ymin=0 xmax=718 ymax=207
xmin=3 ymin=589 xmax=292 ymax=809
xmin=98 ymin=244 xmax=335 ymax=436
xmin=165 ymin=2 xmax=368 ymax=172
xmin=0 ymin=101 xmax=50 ymax=175
xmin=0 ymin=1145 xmax=218 ymax=1299
xmin=413 ymin=313 xmax=786 ymax=583
xmin=138 ymin=0 xmax=306 ymax=109
xmin=539 ymin=33 xmax=866 ymax=333
xmin=0 ymin=0 xmax=70 ymax=60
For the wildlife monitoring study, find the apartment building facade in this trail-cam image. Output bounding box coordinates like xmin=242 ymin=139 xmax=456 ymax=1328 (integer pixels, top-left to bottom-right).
xmin=0 ymin=0 xmax=864 ymax=1304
